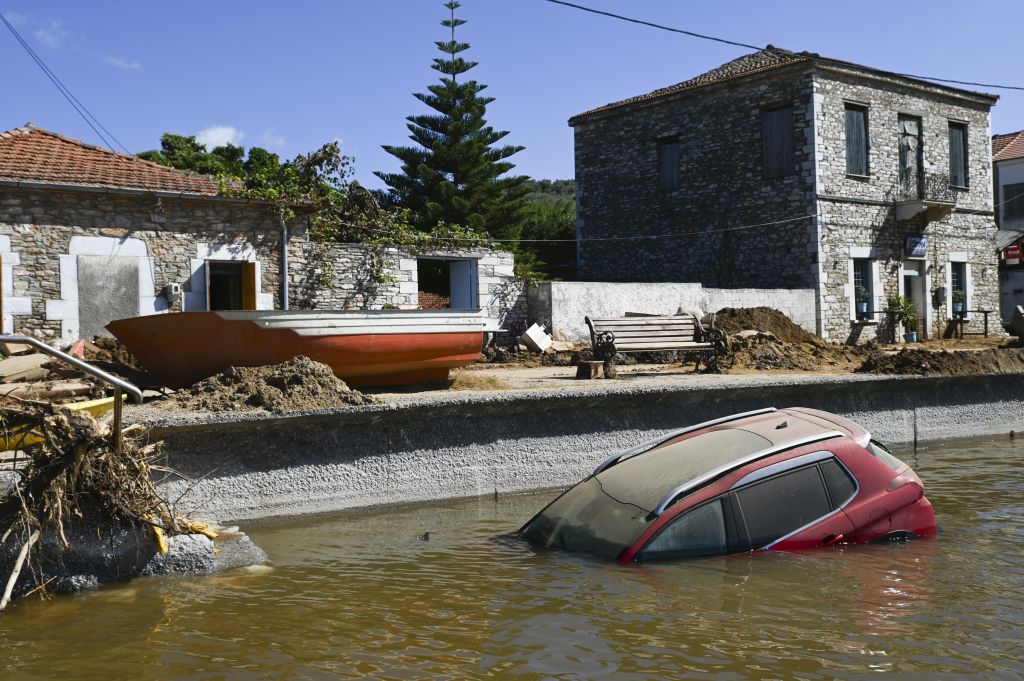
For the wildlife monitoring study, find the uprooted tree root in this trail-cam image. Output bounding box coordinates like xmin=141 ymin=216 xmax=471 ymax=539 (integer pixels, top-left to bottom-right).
xmin=0 ymin=397 xmax=200 ymax=612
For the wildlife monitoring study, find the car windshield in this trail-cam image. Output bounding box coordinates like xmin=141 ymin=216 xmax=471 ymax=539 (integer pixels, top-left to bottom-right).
xmin=520 ymin=428 xmax=772 ymax=559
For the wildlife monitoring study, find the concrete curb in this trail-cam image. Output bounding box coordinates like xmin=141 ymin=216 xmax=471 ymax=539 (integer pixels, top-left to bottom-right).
xmin=138 ymin=373 xmax=1024 ymax=522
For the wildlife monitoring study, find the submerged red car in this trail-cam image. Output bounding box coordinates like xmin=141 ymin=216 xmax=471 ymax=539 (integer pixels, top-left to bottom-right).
xmin=520 ymin=407 xmax=936 ymax=562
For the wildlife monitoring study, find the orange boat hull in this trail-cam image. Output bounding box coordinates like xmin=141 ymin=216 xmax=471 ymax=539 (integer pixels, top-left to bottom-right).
xmin=106 ymin=312 xmax=486 ymax=389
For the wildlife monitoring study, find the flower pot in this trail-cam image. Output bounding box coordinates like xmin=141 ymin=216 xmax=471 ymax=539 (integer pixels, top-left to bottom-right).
xmin=953 ymin=303 xmax=964 ymax=315
xmin=856 ymin=302 xmax=868 ymax=314
xmin=904 ymin=331 xmax=918 ymax=343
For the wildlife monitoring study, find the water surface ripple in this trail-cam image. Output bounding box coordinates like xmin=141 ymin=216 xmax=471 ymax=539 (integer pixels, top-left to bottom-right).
xmin=1 ymin=437 xmax=1023 ymax=679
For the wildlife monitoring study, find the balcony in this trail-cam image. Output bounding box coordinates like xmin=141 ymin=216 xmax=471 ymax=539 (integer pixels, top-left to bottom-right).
xmin=895 ymin=171 xmax=957 ymax=222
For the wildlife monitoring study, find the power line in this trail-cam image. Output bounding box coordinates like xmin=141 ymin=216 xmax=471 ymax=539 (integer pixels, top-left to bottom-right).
xmin=542 ymin=0 xmax=1024 ymax=93
xmin=364 ymin=212 xmax=818 ymax=244
xmin=0 ymin=11 xmax=130 ymax=153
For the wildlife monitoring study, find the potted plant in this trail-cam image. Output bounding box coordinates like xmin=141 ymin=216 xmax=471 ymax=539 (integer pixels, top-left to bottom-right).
xmin=889 ymin=294 xmax=918 ymax=343
xmin=854 ymin=285 xmax=870 ymax=316
xmin=951 ymin=289 xmax=965 ymax=315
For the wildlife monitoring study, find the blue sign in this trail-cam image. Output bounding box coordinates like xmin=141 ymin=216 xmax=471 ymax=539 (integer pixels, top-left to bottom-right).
xmin=905 ymin=236 xmax=928 ymax=258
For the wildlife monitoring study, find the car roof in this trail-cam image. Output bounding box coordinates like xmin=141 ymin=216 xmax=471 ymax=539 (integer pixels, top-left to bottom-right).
xmin=594 ymin=407 xmax=866 ymax=515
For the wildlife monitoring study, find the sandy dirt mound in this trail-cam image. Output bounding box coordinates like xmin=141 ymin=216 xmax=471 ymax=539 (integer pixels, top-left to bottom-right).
xmin=167 ymin=356 xmax=375 ymax=413
xmin=728 ymin=332 xmax=865 ymax=372
xmin=858 ymin=348 xmax=1024 ymax=376
xmin=715 ymin=308 xmax=822 ymax=345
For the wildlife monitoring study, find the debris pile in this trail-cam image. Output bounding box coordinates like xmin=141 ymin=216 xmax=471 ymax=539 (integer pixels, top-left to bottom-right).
xmin=0 ymin=340 xmax=106 ymax=404
xmin=725 ymin=330 xmax=867 ymax=372
xmin=714 ymin=307 xmax=823 ymax=345
xmin=0 ymin=399 xmax=179 ymax=606
xmin=167 ymin=356 xmax=375 ymax=413
xmin=858 ymin=347 xmax=1024 ymax=376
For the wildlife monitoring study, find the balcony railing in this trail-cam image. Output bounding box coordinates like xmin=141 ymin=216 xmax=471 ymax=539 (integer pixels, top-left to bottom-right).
xmin=896 ymin=171 xmax=957 ymax=222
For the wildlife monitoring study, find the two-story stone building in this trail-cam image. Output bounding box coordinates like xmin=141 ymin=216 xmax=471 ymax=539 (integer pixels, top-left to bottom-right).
xmin=571 ymin=47 xmax=1001 ymax=342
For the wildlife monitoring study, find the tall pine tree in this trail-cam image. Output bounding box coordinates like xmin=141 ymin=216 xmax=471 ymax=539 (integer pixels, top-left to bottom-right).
xmin=375 ymin=1 xmax=527 ymax=239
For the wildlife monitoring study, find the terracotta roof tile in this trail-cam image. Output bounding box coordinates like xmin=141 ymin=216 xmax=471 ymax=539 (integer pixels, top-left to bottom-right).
xmin=0 ymin=124 xmax=222 ymax=195
xmin=993 ymin=130 xmax=1024 ymax=161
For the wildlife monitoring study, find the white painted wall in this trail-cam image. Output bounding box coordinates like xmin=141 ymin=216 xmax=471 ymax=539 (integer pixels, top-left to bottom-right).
xmin=530 ymin=281 xmax=816 ymax=342
xmin=0 ymin=235 xmax=32 ymax=334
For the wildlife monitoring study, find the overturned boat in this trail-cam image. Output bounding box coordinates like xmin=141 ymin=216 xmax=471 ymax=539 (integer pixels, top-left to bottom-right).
xmin=106 ymin=309 xmax=498 ymax=389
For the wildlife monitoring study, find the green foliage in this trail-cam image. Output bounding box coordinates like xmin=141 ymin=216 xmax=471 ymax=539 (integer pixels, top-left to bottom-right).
xmin=855 ymin=285 xmax=870 ymax=305
xmin=889 ymin=294 xmax=917 ymax=331
xmin=375 ymin=1 xmax=528 ymax=241
xmin=518 ymin=179 xmax=576 ymax=281
xmin=951 ymin=288 xmax=965 ymax=304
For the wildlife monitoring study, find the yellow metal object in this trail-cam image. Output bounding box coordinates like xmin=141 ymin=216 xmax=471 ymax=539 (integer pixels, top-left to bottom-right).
xmin=182 ymin=520 xmax=219 ymax=540
xmin=0 ymin=395 xmax=123 ymax=452
xmin=149 ymin=518 xmax=169 ymax=554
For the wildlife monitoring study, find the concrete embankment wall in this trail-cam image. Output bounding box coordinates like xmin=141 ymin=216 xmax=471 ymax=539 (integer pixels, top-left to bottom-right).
xmin=143 ymin=373 xmax=1024 ymax=522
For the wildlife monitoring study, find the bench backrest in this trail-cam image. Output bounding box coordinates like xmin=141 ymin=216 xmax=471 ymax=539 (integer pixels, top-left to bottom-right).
xmin=586 ymin=313 xmax=711 ymax=351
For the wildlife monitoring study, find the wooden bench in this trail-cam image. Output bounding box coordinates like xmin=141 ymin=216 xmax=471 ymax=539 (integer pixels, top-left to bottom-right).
xmin=584 ymin=312 xmax=729 ymax=375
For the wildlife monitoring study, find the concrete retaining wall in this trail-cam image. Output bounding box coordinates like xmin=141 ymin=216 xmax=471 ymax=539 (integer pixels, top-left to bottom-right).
xmin=529 ymin=281 xmax=816 ymax=342
xmin=143 ymin=373 xmax=1024 ymax=522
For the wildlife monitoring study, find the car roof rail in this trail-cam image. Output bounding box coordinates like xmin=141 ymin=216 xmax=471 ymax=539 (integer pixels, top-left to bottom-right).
xmin=592 ymin=407 xmax=778 ymax=476
xmin=651 ymin=430 xmax=846 ymax=517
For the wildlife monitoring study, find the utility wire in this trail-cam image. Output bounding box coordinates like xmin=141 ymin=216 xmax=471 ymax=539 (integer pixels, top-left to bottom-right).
xmin=543 ymin=0 xmax=1024 ymax=93
xmin=0 ymin=11 xmax=130 ymax=153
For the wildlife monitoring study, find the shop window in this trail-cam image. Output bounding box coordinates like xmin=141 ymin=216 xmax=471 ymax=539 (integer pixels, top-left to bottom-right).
xmin=845 ymin=104 xmax=869 ymax=176
xmin=657 ymin=139 xmax=680 ymax=190
xmin=762 ymin=106 xmax=794 ymax=179
xmin=949 ymin=122 xmax=968 ymax=188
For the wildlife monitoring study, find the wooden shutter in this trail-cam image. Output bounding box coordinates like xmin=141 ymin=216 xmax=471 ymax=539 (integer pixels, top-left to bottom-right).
xmin=949 ymin=123 xmax=967 ymax=187
xmin=845 ymin=106 xmax=868 ymax=176
xmin=657 ymin=140 xmax=680 ymax=190
xmin=242 ymin=261 xmax=258 ymax=310
xmin=762 ymin=107 xmax=793 ymax=179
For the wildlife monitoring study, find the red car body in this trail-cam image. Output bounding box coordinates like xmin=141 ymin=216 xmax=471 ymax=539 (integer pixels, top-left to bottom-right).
xmin=520 ymin=407 xmax=936 ymax=563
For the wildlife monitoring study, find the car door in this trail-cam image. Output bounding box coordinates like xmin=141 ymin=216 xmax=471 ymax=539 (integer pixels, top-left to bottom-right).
xmin=732 ymin=457 xmax=856 ymax=551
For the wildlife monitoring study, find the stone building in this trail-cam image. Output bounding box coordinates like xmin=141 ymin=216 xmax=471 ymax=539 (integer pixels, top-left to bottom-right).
xmin=0 ymin=125 xmax=524 ymax=344
xmin=571 ymin=47 xmax=1001 ymax=342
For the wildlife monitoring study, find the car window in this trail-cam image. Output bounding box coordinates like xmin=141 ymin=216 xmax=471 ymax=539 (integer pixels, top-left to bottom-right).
xmin=641 ymin=499 xmax=727 ymax=560
xmin=866 ymin=439 xmax=908 ymax=472
xmin=735 ymin=465 xmax=832 ymax=548
xmin=819 ymin=458 xmax=857 ymax=507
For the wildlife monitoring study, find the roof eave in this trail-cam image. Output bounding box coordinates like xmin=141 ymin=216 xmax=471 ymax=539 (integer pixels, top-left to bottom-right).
xmin=0 ymin=178 xmax=254 ymax=204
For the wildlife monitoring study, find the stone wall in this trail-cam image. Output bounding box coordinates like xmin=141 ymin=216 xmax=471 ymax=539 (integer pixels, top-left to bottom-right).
xmin=812 ymin=70 xmax=1000 ymax=342
xmin=0 ymin=186 xmax=528 ymax=342
xmin=573 ymin=67 xmax=818 ymax=289
xmin=529 ymin=281 xmax=815 ymax=342
xmin=0 ymin=187 xmax=289 ymax=342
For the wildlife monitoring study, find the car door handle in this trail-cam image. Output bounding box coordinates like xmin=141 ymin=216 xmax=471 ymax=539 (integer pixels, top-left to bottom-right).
xmin=823 ymin=533 xmax=845 ymax=547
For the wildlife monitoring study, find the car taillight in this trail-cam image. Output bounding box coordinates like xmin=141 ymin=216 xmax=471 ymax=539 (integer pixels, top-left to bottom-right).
xmin=886 ymin=469 xmax=923 ymax=494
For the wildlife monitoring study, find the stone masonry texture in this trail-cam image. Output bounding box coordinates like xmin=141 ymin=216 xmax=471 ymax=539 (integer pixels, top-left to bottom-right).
xmin=573 ymin=57 xmax=1001 ymax=342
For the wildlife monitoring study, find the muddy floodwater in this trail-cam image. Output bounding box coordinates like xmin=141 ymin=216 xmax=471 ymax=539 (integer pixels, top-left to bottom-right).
xmin=2 ymin=436 xmax=1023 ymax=680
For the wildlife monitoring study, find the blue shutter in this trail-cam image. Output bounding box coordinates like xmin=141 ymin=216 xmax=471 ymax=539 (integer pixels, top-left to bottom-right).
xmin=762 ymin=107 xmax=794 ymax=179
xmin=845 ymin=106 xmax=868 ymax=176
xmin=949 ymin=123 xmax=967 ymax=187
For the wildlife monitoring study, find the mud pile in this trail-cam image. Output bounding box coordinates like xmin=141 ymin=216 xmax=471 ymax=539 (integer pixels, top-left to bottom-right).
xmin=858 ymin=347 xmax=1024 ymax=376
xmin=714 ymin=307 xmax=822 ymax=345
xmin=84 ymin=336 xmax=143 ymax=371
xmin=728 ymin=331 xmax=865 ymax=372
xmin=167 ymin=356 xmax=375 ymax=413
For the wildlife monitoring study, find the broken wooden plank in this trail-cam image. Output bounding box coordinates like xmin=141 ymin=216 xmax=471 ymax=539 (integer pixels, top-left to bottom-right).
xmin=0 ymin=354 xmax=52 ymax=383
xmin=0 ymin=381 xmax=93 ymax=400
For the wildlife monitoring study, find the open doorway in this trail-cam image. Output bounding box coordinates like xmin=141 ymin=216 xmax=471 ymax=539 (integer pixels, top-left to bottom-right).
xmin=417 ymin=258 xmax=478 ymax=310
xmin=206 ymin=260 xmax=257 ymax=310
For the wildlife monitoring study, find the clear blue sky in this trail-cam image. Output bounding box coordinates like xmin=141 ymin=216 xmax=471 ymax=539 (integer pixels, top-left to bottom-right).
xmin=2 ymin=1 xmax=1020 ymax=189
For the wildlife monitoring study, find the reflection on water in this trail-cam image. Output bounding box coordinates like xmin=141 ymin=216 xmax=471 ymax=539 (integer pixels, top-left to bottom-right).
xmin=1 ymin=436 xmax=1023 ymax=679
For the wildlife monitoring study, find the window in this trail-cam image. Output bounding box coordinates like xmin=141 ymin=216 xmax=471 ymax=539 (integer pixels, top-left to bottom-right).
xmin=949 ymin=122 xmax=968 ymax=187
xmin=642 ymin=499 xmax=727 ymax=560
xmin=206 ymin=261 xmax=257 ymax=310
xmin=657 ymin=139 xmax=680 ymax=190
xmin=852 ymin=258 xmax=873 ymax=315
xmin=845 ymin=104 xmax=869 ymax=176
xmin=898 ymin=115 xmax=922 ymax=196
xmin=819 ymin=459 xmax=857 ymax=507
xmin=735 ymin=466 xmax=832 ymax=548
xmin=762 ymin=107 xmax=794 ymax=179
xmin=1004 ymin=183 xmax=1024 ymax=221
xmin=951 ymin=261 xmax=967 ymax=305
